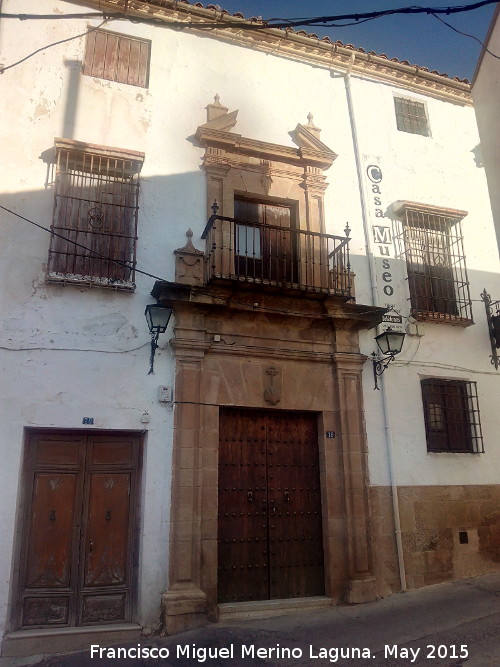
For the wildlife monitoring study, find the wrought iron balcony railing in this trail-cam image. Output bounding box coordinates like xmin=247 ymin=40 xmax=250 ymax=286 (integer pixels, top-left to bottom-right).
xmin=201 ymin=213 xmax=353 ymax=297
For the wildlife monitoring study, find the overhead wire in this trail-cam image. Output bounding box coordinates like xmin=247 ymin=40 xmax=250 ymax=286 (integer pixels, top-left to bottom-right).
xmin=0 ymin=3 xmax=497 ymax=317
xmin=1 ymin=1 xmax=498 ymax=28
xmin=0 ymin=1 xmax=499 ymax=73
xmin=0 ymin=204 xmax=366 ymax=320
xmin=1 ymin=200 xmax=492 ymax=327
xmin=430 ymin=11 xmax=500 ymax=59
xmin=0 ymin=19 xmax=109 ymax=74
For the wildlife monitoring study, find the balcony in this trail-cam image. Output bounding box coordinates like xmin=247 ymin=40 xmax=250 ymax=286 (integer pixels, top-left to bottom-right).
xmin=201 ymin=213 xmax=353 ymax=298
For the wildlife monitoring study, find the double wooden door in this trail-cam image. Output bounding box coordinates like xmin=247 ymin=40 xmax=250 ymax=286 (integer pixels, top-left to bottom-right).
xmin=15 ymin=432 xmax=140 ymax=629
xmin=218 ymin=409 xmax=324 ymax=603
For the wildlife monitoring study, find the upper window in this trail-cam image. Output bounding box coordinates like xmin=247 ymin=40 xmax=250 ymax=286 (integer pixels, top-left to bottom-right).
xmin=83 ymin=30 xmax=150 ymax=88
xmin=395 ymin=202 xmax=473 ymax=324
xmin=421 ymin=379 xmax=483 ymax=453
xmin=47 ymin=139 xmax=144 ymax=290
xmin=394 ymin=97 xmax=429 ymax=136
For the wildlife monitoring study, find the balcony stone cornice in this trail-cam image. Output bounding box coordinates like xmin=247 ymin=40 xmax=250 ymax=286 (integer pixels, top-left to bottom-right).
xmin=151 ymin=279 xmax=385 ymax=331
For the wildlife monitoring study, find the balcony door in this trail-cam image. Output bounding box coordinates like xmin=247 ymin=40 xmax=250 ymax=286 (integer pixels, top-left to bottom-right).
xmin=234 ymin=198 xmax=296 ymax=284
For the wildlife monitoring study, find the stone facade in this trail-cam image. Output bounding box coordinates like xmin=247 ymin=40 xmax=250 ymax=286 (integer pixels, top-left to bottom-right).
xmin=371 ymin=485 xmax=500 ymax=595
xmin=153 ymin=278 xmax=384 ymax=633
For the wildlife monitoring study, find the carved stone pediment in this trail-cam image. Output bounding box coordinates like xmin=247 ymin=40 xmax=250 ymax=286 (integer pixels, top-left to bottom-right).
xmin=195 ymin=96 xmax=337 ymax=171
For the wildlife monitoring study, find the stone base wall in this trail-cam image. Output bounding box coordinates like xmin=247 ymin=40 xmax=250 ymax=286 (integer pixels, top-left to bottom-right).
xmin=371 ymin=485 xmax=500 ymax=595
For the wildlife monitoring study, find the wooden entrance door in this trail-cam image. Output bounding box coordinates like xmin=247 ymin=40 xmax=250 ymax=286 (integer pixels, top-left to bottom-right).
xmin=234 ymin=199 xmax=296 ymax=284
xmin=218 ymin=409 xmax=324 ymax=603
xmin=15 ymin=432 xmax=140 ymax=629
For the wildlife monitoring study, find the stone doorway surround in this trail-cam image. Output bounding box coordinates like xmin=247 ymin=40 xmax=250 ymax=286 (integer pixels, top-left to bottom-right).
xmin=153 ymin=280 xmax=384 ymax=634
xmin=154 ymin=98 xmax=386 ymax=633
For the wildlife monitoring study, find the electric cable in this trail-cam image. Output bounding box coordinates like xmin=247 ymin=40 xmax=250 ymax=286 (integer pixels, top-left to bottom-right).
xmin=2 ymin=204 xmax=496 ymax=370
xmin=0 ymin=20 xmax=109 ymax=74
xmin=0 ymin=342 xmax=150 ymax=353
xmin=1 ymin=204 xmax=494 ymax=306
xmin=430 ymin=11 xmax=500 ymax=59
xmin=1 ymin=1 xmax=498 ymax=28
xmin=0 ymin=1 xmax=498 ymax=74
xmin=0 ymin=204 xmax=363 ymax=319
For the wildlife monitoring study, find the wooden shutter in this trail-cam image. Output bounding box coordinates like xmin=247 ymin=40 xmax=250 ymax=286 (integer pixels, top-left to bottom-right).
xmin=84 ymin=30 xmax=150 ymax=88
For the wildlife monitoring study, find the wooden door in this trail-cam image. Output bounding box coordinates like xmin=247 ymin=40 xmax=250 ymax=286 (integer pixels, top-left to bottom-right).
xmin=234 ymin=199 xmax=295 ymax=284
xmin=218 ymin=409 xmax=324 ymax=603
xmin=16 ymin=432 xmax=140 ymax=629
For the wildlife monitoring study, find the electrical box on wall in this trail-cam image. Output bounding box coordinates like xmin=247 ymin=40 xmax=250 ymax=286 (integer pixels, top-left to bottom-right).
xmin=158 ymin=386 xmax=172 ymax=403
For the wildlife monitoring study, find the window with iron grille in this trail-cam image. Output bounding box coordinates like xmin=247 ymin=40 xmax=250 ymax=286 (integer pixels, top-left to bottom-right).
xmin=395 ymin=202 xmax=473 ymax=324
xmin=47 ymin=139 xmax=144 ymax=290
xmin=421 ymin=379 xmax=483 ymax=453
xmin=83 ymin=29 xmax=150 ymax=88
xmin=394 ymin=97 xmax=429 ymax=136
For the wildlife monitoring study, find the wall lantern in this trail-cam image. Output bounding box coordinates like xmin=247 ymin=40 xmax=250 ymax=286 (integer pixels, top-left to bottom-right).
xmin=145 ymin=304 xmax=172 ymax=375
xmin=480 ymin=289 xmax=500 ymax=370
xmin=372 ymin=327 xmax=406 ymax=390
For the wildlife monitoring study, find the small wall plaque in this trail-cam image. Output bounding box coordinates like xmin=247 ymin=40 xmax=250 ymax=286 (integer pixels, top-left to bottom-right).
xmin=326 ymin=431 xmax=335 ymax=438
xmin=82 ymin=417 xmax=94 ymax=425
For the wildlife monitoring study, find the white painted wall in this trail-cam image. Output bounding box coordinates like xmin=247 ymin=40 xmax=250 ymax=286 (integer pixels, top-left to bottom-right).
xmin=1 ymin=0 xmax=499 ymax=638
xmin=472 ymin=5 xmax=500 ymax=257
xmin=348 ymin=75 xmax=500 ymax=487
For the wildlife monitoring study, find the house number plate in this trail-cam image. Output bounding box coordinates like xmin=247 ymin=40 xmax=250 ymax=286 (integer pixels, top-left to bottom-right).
xmin=326 ymin=431 xmax=335 ymax=438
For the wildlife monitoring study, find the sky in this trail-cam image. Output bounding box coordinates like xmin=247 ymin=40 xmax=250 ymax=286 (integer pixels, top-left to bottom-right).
xmin=210 ymin=0 xmax=497 ymax=81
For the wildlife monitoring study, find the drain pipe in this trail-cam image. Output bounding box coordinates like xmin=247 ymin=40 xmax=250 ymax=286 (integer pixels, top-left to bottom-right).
xmin=344 ymin=53 xmax=407 ymax=592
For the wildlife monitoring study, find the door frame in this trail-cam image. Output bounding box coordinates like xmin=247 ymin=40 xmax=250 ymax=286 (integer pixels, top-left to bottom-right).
xmin=8 ymin=428 xmax=144 ymax=633
xmin=160 ymin=294 xmax=381 ymax=635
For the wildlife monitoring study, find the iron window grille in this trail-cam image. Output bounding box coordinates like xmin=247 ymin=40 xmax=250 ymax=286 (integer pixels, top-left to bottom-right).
xmin=83 ymin=29 xmax=151 ymax=88
xmin=421 ymin=379 xmax=484 ymax=453
xmin=394 ymin=97 xmax=429 ymax=136
xmin=48 ymin=139 xmax=144 ymax=290
xmin=395 ymin=202 xmax=473 ymax=324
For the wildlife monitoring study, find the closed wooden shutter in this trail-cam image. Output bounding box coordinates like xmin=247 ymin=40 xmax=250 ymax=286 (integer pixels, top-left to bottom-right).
xmin=84 ymin=30 xmax=150 ymax=88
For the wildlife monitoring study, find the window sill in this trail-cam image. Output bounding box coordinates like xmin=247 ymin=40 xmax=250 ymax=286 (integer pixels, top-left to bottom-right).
xmin=47 ymin=274 xmax=136 ymax=291
xmin=427 ymin=450 xmax=482 ymax=455
xmin=412 ymin=310 xmax=473 ymax=327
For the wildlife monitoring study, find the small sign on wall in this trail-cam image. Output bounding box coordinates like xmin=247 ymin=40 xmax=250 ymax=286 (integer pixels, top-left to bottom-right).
xmin=326 ymin=431 xmax=335 ymax=438
xmin=82 ymin=417 xmax=94 ymax=425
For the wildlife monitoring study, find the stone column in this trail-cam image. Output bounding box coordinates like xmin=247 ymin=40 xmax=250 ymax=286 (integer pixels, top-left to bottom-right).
xmin=160 ymin=306 xmax=211 ymax=634
xmin=333 ymin=321 xmax=377 ymax=603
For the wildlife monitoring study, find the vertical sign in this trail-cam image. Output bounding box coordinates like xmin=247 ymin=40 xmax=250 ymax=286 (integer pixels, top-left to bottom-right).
xmin=363 ymin=159 xmax=407 ymax=328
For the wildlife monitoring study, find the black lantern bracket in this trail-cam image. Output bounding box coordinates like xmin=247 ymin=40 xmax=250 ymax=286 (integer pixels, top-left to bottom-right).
xmin=145 ymin=304 xmax=173 ymax=375
xmin=372 ymin=327 xmax=406 ymax=390
xmin=480 ymin=289 xmax=500 ymax=370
